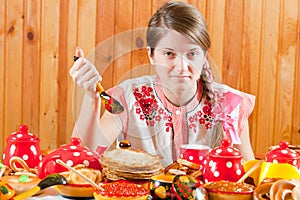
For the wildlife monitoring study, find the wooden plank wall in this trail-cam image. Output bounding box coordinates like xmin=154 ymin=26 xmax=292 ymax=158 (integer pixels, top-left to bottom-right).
xmin=0 ymin=0 xmax=299 ymax=157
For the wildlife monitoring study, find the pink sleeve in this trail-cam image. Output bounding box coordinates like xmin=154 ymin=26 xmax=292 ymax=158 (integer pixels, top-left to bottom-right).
xmin=212 ymin=91 xmax=255 ymax=144
xmin=237 ymin=92 xmax=256 ymax=135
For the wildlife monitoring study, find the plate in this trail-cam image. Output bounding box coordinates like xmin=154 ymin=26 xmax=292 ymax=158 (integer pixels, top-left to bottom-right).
xmin=54 ymin=184 xmax=94 ymax=199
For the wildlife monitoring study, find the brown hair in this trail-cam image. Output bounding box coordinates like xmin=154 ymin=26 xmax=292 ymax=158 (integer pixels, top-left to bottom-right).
xmin=146 ymin=1 xmax=215 ymax=103
xmin=147 ymin=1 xmax=210 ymax=51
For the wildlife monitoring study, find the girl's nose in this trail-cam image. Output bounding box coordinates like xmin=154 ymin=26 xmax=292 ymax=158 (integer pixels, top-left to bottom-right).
xmin=174 ymin=56 xmax=189 ymax=73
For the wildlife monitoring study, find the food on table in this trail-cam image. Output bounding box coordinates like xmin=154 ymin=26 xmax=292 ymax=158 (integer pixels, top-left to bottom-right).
xmin=0 ymin=181 xmax=15 ymax=200
xmin=13 ymin=173 xmax=68 ymax=200
xmin=1 ymin=175 xmax=40 ymax=195
xmin=254 ymin=178 xmax=300 ymax=200
xmin=101 ymin=149 xmax=163 ymax=180
xmin=164 ymin=158 xmax=203 ymax=180
xmin=204 ymin=180 xmax=255 ymax=200
xmin=0 ymin=157 xmax=40 ymax=194
xmin=60 ymin=164 xmax=102 ymax=184
xmin=94 ymin=180 xmax=149 ymax=200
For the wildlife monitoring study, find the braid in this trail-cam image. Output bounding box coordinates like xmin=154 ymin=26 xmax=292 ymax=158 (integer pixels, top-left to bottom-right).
xmin=200 ymin=59 xmax=216 ymax=105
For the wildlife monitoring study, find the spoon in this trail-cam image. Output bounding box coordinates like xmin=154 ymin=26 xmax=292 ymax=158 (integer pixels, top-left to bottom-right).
xmin=12 ymin=173 xmax=67 ymax=200
xmin=73 ymin=56 xmax=124 ymax=114
xmin=237 ymin=160 xmax=263 ymax=183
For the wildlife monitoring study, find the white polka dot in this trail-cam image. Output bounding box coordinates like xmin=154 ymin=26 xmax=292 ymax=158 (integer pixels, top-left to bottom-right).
xmin=10 ymin=145 xmax=16 ymax=154
xmin=213 ymin=171 xmax=220 ymax=177
xmin=189 ymin=155 xmax=194 ymax=161
xmin=226 ymin=162 xmax=233 ymax=168
xmin=73 ymin=152 xmax=80 ymax=157
xmin=273 ymin=159 xmax=278 ymax=164
xmin=66 ymin=160 xmax=73 ymax=166
xmin=291 ymin=153 xmax=297 ymax=157
xmin=70 ymin=146 xmax=77 ymax=150
xmin=228 ymin=148 xmax=233 ymax=152
xmin=180 ymin=153 xmax=183 ymax=158
xmin=216 ymin=149 xmax=222 ymax=154
xmin=3 ymin=153 xmax=5 ymax=159
xmin=23 ymin=154 xmax=29 ymax=160
xmin=281 ymin=150 xmax=288 ymax=154
xmin=199 ymin=156 xmax=204 ymax=160
xmin=203 ymin=160 xmax=207 ymax=165
xmin=16 ymin=134 xmax=23 ymax=138
xmin=236 ymin=168 xmax=242 ymax=175
xmin=30 ymin=145 xmax=37 ymax=155
xmin=83 ymin=160 xmax=89 ymax=166
xmin=209 ymin=160 xmax=214 ymax=167
xmin=293 ymin=160 xmax=297 ymax=165
xmin=39 ymin=155 xmax=42 ymax=160
xmin=87 ymin=152 xmax=93 ymax=156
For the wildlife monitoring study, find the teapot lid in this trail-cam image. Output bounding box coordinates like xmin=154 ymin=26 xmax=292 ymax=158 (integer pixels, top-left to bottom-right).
xmin=208 ymin=139 xmax=242 ymax=158
xmin=266 ymin=141 xmax=300 ymax=160
xmin=6 ymin=125 xmax=40 ymax=142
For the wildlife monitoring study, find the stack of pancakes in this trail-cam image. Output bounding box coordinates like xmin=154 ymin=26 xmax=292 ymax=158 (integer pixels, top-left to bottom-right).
xmin=101 ymin=149 xmax=164 ymax=180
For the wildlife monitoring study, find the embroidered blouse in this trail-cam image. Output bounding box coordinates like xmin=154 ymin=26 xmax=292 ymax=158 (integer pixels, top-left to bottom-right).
xmin=106 ymin=75 xmax=255 ymax=167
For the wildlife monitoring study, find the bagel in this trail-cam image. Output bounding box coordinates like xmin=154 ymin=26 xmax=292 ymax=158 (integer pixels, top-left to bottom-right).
xmin=274 ymin=188 xmax=292 ymax=200
xmin=269 ymin=180 xmax=297 ymax=200
xmin=292 ymin=185 xmax=300 ymax=200
xmin=253 ymin=182 xmax=273 ymax=200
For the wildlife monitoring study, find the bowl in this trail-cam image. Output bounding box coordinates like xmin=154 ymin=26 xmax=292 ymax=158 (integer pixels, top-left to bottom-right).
xmin=0 ymin=175 xmax=40 ymax=195
xmin=149 ymin=175 xmax=175 ymax=199
xmin=54 ymin=184 xmax=95 ymax=198
xmin=204 ymin=180 xmax=255 ymax=200
xmin=93 ymin=180 xmax=149 ymax=200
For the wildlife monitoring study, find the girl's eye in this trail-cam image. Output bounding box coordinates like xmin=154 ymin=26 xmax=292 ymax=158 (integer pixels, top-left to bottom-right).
xmin=163 ymin=51 xmax=176 ymax=58
xmin=187 ymin=51 xmax=199 ymax=57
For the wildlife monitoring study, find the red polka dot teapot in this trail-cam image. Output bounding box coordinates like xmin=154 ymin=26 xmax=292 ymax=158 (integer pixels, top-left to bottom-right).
xmin=2 ymin=124 xmax=42 ymax=169
xmin=38 ymin=137 xmax=102 ymax=179
xmin=265 ymin=141 xmax=300 ymax=169
xmin=202 ymin=139 xmax=245 ymax=183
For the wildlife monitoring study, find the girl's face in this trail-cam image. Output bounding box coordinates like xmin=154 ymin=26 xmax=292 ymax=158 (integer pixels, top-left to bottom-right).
xmin=148 ymin=30 xmax=206 ymax=95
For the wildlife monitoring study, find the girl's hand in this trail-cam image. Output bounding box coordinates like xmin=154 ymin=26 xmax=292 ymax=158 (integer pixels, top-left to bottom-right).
xmin=69 ymin=47 xmax=102 ymax=97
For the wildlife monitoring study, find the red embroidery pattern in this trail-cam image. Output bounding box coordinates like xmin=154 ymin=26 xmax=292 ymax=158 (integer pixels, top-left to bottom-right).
xmin=133 ymin=85 xmax=172 ymax=132
xmin=188 ymin=97 xmax=214 ymax=133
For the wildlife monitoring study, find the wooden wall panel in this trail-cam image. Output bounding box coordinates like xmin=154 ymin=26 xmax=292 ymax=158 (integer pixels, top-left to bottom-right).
xmin=23 ymin=0 xmax=40 ymax=140
xmin=39 ymin=0 xmax=60 ymax=150
xmin=0 ymin=0 xmax=5 ymax=154
xmin=243 ymin=0 xmax=263 ymax=154
xmin=291 ymin=1 xmax=300 ymax=144
xmin=274 ymin=0 xmax=298 ymax=145
xmin=4 ymin=0 xmax=23 ymax=143
xmin=0 ymin=0 xmax=300 ymax=158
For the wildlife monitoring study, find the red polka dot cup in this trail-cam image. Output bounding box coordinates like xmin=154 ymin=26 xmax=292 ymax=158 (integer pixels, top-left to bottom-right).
xmin=203 ymin=139 xmax=245 ymax=183
xmin=38 ymin=137 xmax=102 ymax=179
xmin=2 ymin=125 xmax=42 ymax=169
xmin=265 ymin=141 xmax=300 ymax=169
xmin=179 ymin=144 xmax=210 ymax=171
